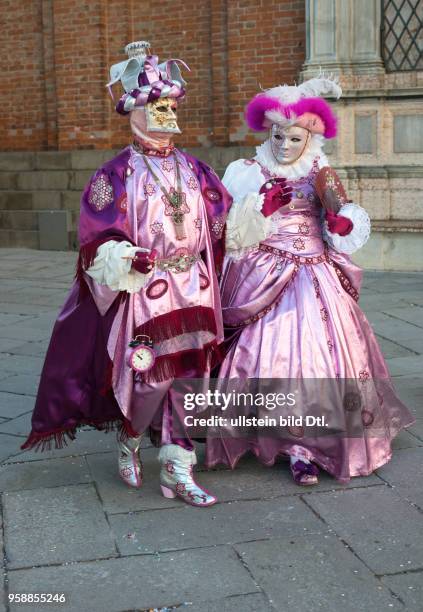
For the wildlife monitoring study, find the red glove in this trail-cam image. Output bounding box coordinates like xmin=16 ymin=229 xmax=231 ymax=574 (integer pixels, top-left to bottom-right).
xmin=131 ymin=249 xmax=158 ymax=274
xmin=260 ymin=178 xmax=293 ymax=217
xmin=326 ymin=209 xmax=353 ymax=236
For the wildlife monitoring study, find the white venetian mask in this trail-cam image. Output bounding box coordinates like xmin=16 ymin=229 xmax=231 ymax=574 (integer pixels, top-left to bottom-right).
xmin=270 ymin=124 xmax=311 ymax=165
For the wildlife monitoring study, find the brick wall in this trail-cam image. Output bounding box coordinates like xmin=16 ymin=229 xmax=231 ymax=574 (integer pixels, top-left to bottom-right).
xmin=0 ymin=0 xmax=305 ymax=151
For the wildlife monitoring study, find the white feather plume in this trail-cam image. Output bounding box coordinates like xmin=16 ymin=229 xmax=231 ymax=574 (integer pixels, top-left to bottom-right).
xmin=263 ymin=71 xmax=342 ymax=104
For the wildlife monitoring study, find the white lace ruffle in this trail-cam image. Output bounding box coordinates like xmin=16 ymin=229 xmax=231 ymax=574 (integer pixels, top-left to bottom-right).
xmin=322 ymin=203 xmax=371 ymax=255
xmin=85 ymin=240 xmax=152 ymax=293
xmin=254 ymin=134 xmax=329 ymax=179
xmin=225 ymin=192 xmax=275 ymax=253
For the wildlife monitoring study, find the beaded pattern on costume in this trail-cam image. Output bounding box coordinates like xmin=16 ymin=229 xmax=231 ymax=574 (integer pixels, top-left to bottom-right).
xmin=88 ymin=174 xmax=114 ymax=212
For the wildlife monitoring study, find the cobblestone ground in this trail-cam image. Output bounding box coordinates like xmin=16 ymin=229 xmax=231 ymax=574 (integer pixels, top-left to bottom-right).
xmin=0 ymin=249 xmax=422 ymax=612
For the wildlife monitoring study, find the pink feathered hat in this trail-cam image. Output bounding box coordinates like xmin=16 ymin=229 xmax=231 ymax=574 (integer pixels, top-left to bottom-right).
xmin=245 ymin=76 xmax=342 ymax=139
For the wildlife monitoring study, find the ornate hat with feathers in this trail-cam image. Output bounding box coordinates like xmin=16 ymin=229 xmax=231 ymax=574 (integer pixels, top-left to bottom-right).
xmin=245 ymin=73 xmax=342 ymax=139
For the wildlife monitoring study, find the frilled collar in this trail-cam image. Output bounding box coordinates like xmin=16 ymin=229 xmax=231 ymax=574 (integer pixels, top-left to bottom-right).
xmin=132 ymin=139 xmax=175 ymax=158
xmin=254 ymin=134 xmax=329 ymax=179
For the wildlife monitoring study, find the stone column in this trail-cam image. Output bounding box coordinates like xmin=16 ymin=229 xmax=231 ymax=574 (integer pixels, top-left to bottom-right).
xmin=302 ymin=0 xmax=385 ymax=77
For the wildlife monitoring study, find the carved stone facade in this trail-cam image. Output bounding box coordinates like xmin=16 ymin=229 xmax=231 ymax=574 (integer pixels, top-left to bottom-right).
xmin=301 ymin=0 xmax=423 ymax=270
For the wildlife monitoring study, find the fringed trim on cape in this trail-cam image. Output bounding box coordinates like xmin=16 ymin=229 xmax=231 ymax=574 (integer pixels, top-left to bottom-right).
xmin=135 ymin=306 xmax=218 ymax=343
xmin=141 ymin=340 xmax=224 ymax=383
xmin=20 ymin=416 xmax=139 ymax=453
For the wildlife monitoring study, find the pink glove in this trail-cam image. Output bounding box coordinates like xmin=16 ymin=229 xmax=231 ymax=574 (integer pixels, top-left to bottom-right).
xmin=131 ymin=249 xmax=158 ymax=274
xmin=326 ymin=209 xmax=353 ymax=236
xmin=260 ymin=178 xmax=293 ymax=217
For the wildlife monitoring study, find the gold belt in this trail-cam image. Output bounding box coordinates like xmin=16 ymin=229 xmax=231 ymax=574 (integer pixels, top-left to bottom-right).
xmin=155 ymin=252 xmax=201 ymax=273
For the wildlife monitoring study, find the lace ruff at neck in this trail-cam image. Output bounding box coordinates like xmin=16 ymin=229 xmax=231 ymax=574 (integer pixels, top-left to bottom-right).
xmin=254 ymin=134 xmax=329 ymax=180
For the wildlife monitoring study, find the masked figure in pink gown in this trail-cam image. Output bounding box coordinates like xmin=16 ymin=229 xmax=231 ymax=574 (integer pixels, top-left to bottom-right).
xmin=205 ymin=76 xmax=415 ymax=484
xmin=21 ymin=41 xmax=232 ymax=507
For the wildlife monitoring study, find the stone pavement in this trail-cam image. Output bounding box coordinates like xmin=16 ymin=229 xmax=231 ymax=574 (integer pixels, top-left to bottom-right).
xmin=0 ymin=248 xmax=422 ymax=612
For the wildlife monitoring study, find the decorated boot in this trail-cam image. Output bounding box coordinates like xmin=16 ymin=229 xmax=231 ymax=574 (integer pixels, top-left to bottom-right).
xmin=158 ymin=444 xmax=217 ymax=507
xmin=117 ymin=433 xmax=143 ymax=488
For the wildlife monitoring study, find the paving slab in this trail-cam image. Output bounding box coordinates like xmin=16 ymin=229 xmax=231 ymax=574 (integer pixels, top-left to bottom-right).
xmin=7 ymin=428 xmax=119 ymax=463
xmin=0 ymin=411 xmax=33 ymax=437
xmin=391 ymin=429 xmax=423 ymax=450
xmin=0 ymin=434 xmax=25 ymax=464
xmin=374 ymin=335 xmax=415 ymax=359
xmin=0 ymin=354 xmax=45 ymax=376
xmin=376 ymin=447 xmax=423 ymax=510
xmin=381 ymin=571 xmax=423 ymax=612
xmin=0 ymin=456 xmax=91 ymax=493
xmin=304 ymin=486 xmax=423 ymax=574
xmin=7 ymin=546 xmax=257 ymax=612
xmin=187 ymin=592 xmax=273 ymax=611
xmin=109 ymin=496 xmax=324 ymax=556
xmin=6 ymin=340 xmax=49 ymax=358
xmin=381 ymin=306 xmax=423 ymax=329
xmin=0 ymin=322 xmax=52 ymax=342
xmin=0 ymin=392 xmax=35 ymax=419
xmin=3 ymin=484 xmax=117 ymax=569
xmin=0 ymin=374 xmax=40 ymax=396
xmin=386 ymin=355 xmax=423 ymax=377
xmin=391 ymin=377 xmax=423 ymax=415
xmin=234 ymin=534 xmax=403 ymax=612
xmin=366 ymin=313 xmax=423 ymax=354
xmin=407 ymin=420 xmax=423 ymax=440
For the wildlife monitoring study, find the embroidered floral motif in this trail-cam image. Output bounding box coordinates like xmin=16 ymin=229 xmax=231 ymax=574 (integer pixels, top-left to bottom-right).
xmin=293 ymin=237 xmax=306 ymax=251
xmin=211 ymin=218 xmax=224 ymax=237
xmin=359 ymin=370 xmax=370 ymax=383
xmin=298 ymin=222 xmax=310 ymax=235
xmin=150 ymin=221 xmax=164 ymax=234
xmin=321 ymin=307 xmax=329 ymax=321
xmin=164 ymin=460 xmax=175 ymax=474
xmin=88 ymin=173 xmax=114 ymax=212
xmin=175 ymin=482 xmax=186 ymax=494
xmin=203 ymin=187 xmax=221 ymax=202
xmin=120 ymin=466 xmax=133 ymax=478
xmin=312 ymin=276 xmax=321 ymax=298
xmin=161 ymin=159 xmax=173 ymax=172
xmin=194 ymin=218 xmax=202 ymax=230
xmin=187 ymin=176 xmax=198 ymax=190
xmin=144 ymin=184 xmax=156 ymax=197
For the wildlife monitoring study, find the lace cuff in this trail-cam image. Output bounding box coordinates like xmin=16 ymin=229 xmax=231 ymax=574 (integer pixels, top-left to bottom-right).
xmin=323 ymin=203 xmax=371 ymax=254
xmin=225 ymin=192 xmax=274 ymax=253
xmin=85 ymin=240 xmax=152 ymax=293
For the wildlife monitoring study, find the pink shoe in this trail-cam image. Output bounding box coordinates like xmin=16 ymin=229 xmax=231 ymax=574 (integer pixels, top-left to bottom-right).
xmin=290 ymin=459 xmax=319 ymax=486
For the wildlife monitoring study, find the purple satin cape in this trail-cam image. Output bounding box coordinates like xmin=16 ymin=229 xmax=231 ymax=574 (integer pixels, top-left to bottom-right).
xmin=21 ymin=147 xmax=232 ymax=451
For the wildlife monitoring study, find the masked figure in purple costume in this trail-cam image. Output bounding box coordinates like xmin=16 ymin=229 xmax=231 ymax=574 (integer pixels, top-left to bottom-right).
xmin=21 ymin=41 xmax=232 ymax=507
xmin=205 ymin=76 xmax=414 ymax=485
